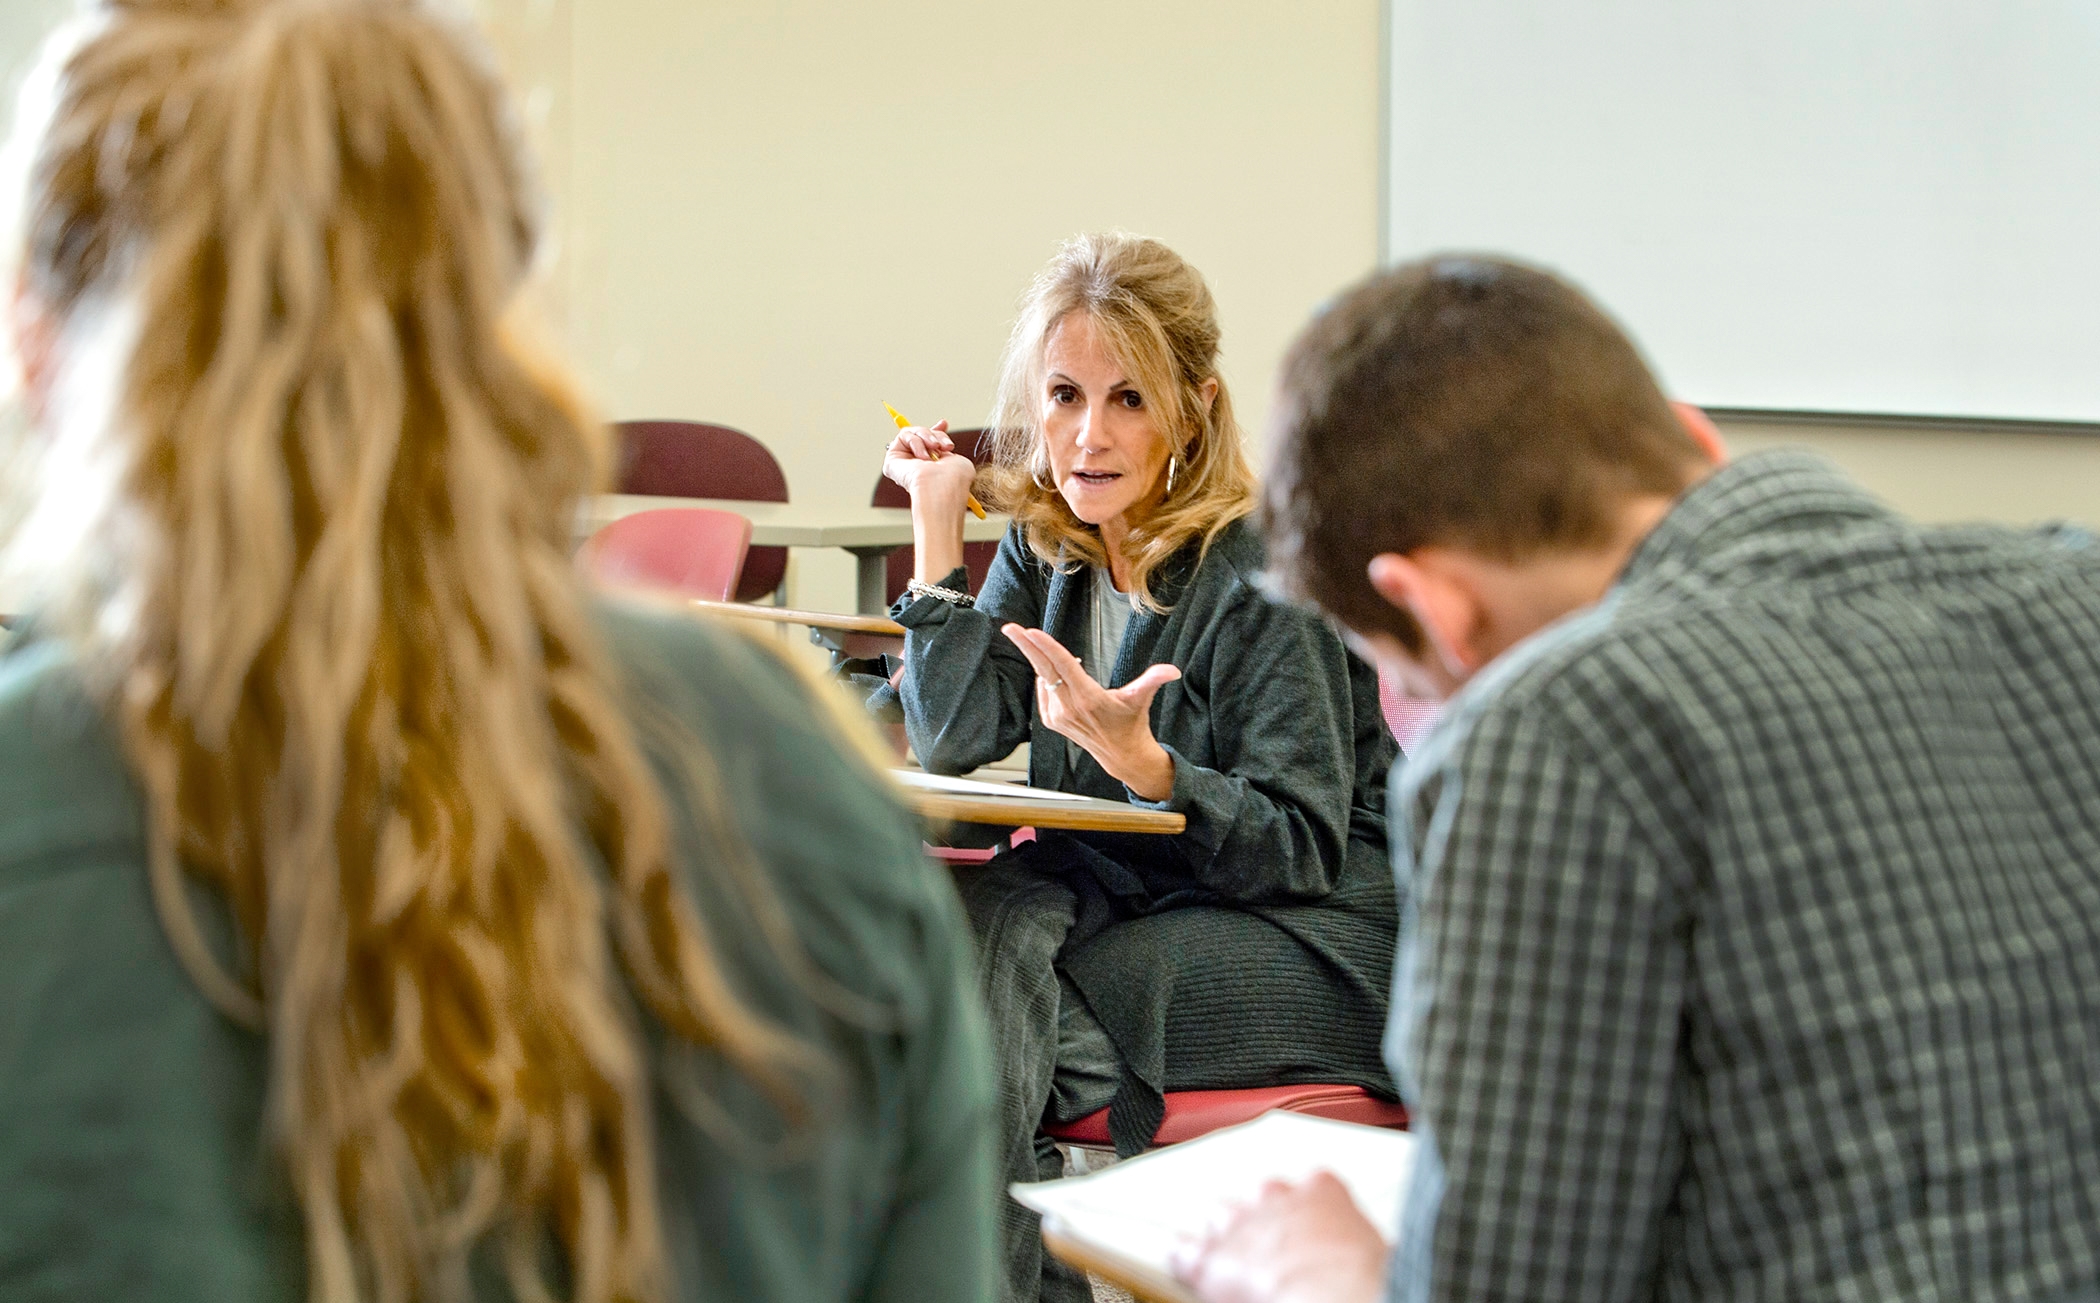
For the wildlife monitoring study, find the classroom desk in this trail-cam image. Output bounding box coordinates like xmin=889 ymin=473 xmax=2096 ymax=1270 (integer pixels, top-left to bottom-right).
xmin=685 ymin=598 xmax=904 ymax=659
xmin=907 ymin=785 xmax=1185 ymax=835
xmin=895 ymin=770 xmax=1186 ymax=836
xmin=683 ymin=601 xmax=1185 ymax=835
xmin=582 ymin=496 xmax=1010 ymax=614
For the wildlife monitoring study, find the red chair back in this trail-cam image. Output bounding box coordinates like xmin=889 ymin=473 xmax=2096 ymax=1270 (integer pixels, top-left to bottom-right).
xmin=581 ymin=508 xmax=753 ymax=604
xmin=615 ymin=420 xmax=788 ymax=602
xmin=872 ymin=427 xmax=1000 ymax=603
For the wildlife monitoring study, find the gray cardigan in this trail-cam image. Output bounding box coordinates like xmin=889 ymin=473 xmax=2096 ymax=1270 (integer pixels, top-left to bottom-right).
xmin=895 ymin=518 xmax=1398 ymax=1151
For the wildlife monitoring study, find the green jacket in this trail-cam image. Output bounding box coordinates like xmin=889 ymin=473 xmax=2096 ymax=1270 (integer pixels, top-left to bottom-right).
xmin=0 ymin=605 xmax=996 ymax=1302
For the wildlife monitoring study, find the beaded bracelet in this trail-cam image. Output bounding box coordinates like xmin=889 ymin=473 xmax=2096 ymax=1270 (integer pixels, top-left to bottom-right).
xmin=905 ymin=578 xmax=974 ymax=607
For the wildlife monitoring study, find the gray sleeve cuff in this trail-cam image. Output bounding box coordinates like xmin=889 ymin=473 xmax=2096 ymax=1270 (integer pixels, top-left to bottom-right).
xmin=1126 ymin=742 xmax=1237 ymax=862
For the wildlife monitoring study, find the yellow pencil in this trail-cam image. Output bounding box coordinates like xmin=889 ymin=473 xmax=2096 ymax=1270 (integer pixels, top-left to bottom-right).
xmin=887 ymin=403 xmax=986 ymax=518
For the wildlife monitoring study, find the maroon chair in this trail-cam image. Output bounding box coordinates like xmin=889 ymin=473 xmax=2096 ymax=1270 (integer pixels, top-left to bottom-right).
xmin=615 ymin=420 xmax=787 ymax=603
xmin=872 ymin=427 xmax=1000 ymax=604
xmin=579 ymin=508 xmax=752 ymax=603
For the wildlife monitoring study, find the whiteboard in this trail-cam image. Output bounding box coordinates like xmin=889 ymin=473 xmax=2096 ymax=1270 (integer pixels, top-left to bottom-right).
xmin=1384 ymin=1 xmax=2100 ymax=423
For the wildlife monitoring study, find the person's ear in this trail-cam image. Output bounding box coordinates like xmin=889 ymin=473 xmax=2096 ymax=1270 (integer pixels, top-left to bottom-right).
xmin=1671 ymin=400 xmax=1728 ymax=465
xmin=8 ymin=278 xmax=57 ymax=423
xmin=1197 ymin=376 xmax=1219 ymax=416
xmin=1366 ymin=550 xmax=1490 ymax=678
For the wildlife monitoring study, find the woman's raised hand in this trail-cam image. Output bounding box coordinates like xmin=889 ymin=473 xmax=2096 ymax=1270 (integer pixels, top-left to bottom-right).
xmin=883 ymin=418 xmax=977 ymax=508
xmin=887 ymin=418 xmax=975 ymax=584
xmin=1001 ymin=624 xmax=1180 ymax=802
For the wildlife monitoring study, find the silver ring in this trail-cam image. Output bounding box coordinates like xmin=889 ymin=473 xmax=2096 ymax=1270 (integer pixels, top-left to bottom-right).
xmin=1046 ymin=678 xmax=1065 ymax=690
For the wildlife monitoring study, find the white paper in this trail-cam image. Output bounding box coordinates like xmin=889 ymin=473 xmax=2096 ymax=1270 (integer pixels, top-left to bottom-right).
xmin=890 ymin=769 xmax=1091 ymax=802
xmin=1012 ymin=1111 xmax=1416 ymax=1278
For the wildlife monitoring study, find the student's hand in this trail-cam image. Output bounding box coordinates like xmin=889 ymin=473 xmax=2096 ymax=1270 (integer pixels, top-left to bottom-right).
xmin=1000 ymin=624 xmax=1179 ymax=801
xmin=1171 ymin=1172 xmax=1390 ymax=1303
xmin=883 ymin=419 xmax=977 ymax=513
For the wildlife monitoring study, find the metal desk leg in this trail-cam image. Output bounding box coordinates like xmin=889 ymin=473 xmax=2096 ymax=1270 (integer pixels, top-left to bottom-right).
xmin=848 ymin=545 xmax=898 ymax=614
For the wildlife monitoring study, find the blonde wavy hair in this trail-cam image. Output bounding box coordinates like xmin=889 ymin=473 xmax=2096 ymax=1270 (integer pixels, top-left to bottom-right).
xmin=0 ymin=1 xmax=822 ymax=1300
xmin=985 ymin=232 xmax=1257 ymax=610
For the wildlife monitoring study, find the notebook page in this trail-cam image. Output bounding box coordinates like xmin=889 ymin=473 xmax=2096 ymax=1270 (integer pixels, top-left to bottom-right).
xmin=890 ymin=769 xmax=1091 ymax=801
xmin=1012 ymin=1112 xmax=1416 ymax=1277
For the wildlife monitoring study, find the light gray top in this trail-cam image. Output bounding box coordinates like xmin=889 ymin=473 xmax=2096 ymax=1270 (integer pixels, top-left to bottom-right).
xmin=1085 ymin=568 xmax=1136 ymax=685
xmin=1066 ymin=568 xmax=1137 ymax=769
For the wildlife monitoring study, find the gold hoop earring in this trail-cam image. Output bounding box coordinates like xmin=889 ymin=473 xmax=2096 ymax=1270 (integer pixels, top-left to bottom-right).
xmin=1164 ymin=454 xmax=1179 ymax=497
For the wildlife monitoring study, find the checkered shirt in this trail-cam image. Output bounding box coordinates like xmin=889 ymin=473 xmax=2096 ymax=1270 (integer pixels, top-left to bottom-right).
xmin=1386 ymin=450 xmax=2100 ymax=1303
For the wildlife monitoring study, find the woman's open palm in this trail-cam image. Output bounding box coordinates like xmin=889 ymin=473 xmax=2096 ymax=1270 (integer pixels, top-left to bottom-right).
xmin=1001 ymin=624 xmax=1179 ymax=801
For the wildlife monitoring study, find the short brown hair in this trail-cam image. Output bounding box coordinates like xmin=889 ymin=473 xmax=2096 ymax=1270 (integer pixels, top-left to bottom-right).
xmin=1261 ymin=255 xmax=1706 ymax=654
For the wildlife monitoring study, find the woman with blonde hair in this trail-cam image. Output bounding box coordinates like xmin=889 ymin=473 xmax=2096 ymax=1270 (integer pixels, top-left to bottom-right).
xmin=0 ymin=1 xmax=993 ymax=1300
xmin=881 ymin=233 xmax=1398 ymax=1303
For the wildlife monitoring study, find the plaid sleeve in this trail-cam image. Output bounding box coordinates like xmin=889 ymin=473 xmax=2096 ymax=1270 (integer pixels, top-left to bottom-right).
xmin=1393 ymin=693 xmax=1690 ymax=1303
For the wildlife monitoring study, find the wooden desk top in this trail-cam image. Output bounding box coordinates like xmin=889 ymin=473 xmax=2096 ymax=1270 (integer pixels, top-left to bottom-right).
xmin=583 ymin=496 xmax=1010 ymax=549
xmin=902 ymin=784 xmax=1186 ymax=835
xmin=686 ymin=599 xmax=904 ymax=636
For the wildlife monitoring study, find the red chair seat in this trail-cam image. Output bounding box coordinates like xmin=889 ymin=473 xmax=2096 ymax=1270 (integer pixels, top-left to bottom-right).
xmin=924 ymin=824 xmax=1035 ymax=866
xmin=1044 ymin=1085 xmax=1408 ymax=1149
xmin=580 ymin=507 xmax=753 ymax=603
xmin=925 ymin=846 xmax=998 ymax=865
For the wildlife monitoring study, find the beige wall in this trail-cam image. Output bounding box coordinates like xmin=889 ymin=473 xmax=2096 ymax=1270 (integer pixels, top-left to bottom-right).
xmin=532 ymin=0 xmax=2094 ymax=604
xmin=0 ymin=1 xmax=69 ymax=86
xmin=0 ymin=0 xmax=74 ymax=140
xmin=4 ymin=2 xmax=2094 ymax=601
xmin=555 ymin=0 xmax=1384 ymax=608
xmin=1716 ymin=419 xmax=2100 ymax=527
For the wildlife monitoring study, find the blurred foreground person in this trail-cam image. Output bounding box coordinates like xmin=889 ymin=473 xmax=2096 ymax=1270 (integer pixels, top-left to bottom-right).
xmin=1179 ymin=255 xmax=2100 ymax=1302
xmin=0 ymin=2 xmax=993 ymax=1300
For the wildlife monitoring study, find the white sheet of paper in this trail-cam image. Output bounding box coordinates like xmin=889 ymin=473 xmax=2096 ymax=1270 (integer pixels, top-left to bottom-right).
xmin=890 ymin=769 xmax=1092 ymax=802
xmin=1012 ymin=1112 xmax=1416 ymax=1280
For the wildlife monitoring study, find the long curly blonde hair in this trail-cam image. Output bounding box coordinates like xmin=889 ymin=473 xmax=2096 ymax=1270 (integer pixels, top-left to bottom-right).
xmin=985 ymin=232 xmax=1258 ymax=610
xmin=1 ymin=1 xmax=815 ymax=1299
